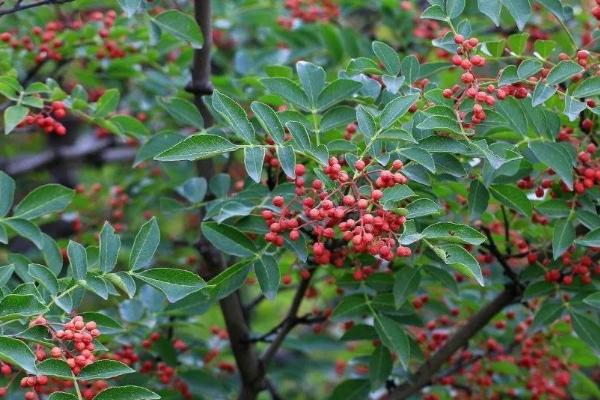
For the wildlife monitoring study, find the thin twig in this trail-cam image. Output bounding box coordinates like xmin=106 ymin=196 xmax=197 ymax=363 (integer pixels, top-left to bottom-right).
xmin=0 ymin=0 xmax=73 ymax=16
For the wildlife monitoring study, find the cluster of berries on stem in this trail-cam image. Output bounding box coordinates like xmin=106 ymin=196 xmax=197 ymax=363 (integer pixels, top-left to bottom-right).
xmin=262 ymin=157 xmax=413 ymax=268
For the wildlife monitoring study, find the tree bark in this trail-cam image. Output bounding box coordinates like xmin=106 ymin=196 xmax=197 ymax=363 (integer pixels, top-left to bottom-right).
xmin=188 ymin=2 xmax=265 ymax=399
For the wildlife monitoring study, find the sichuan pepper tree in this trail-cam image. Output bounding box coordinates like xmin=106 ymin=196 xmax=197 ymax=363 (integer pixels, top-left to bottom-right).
xmin=0 ymin=0 xmax=600 ymax=399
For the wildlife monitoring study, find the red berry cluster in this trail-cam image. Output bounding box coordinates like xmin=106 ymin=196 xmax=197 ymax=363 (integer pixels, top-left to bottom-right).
xmin=17 ymin=101 xmax=67 ymax=136
xmin=0 ymin=316 xmax=102 ymax=400
xmin=543 ymin=250 xmax=599 ymax=286
xmin=278 ymin=0 xmax=340 ymax=28
xmin=262 ymin=157 xmax=413 ymax=267
xmin=0 ymin=10 xmax=123 ymax=64
xmin=52 ymin=316 xmax=101 ymax=374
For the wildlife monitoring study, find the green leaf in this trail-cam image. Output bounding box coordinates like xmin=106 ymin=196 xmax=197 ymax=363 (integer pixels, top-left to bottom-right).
xmin=421 ymin=5 xmax=447 ymax=21
xmin=2 ymin=218 xmax=43 ymax=249
xmin=95 ymin=89 xmax=120 ymax=118
xmin=158 ymin=97 xmax=204 ymax=130
xmin=4 ymin=105 xmax=28 ymax=134
xmin=380 ymin=94 xmax=419 ymax=129
xmin=489 ymin=184 xmax=532 ymax=218
xmin=155 ymin=134 xmax=239 ymax=161
xmin=573 ymin=77 xmax=600 ymax=98
xmin=369 ymin=346 xmax=392 ymax=388
xmin=251 ymin=102 xmax=285 ymax=145
xmin=0 ymin=171 xmax=15 ymax=217
xmin=333 ymin=294 xmax=369 ymax=318
xmin=177 ymin=177 xmax=207 ymax=203
xmin=208 ymin=259 xmax=253 ymax=300
xmin=329 ymin=379 xmax=370 ymax=400
xmin=501 ymin=0 xmax=532 ymax=31
xmin=99 ymin=222 xmax=121 ymax=273
xmin=94 ymin=385 xmax=160 ymax=400
xmin=564 ymin=96 xmax=587 ymax=121
xmin=445 ymin=0 xmax=465 ymax=19
xmin=297 ymin=61 xmax=326 ymax=108
xmin=201 ymin=222 xmax=256 ymax=257
xmin=0 ymin=336 xmax=37 ymax=374
xmin=583 ymin=293 xmax=600 ymax=308
xmin=111 ymin=115 xmax=149 ymax=137
xmin=422 ymin=222 xmax=486 ymax=245
xmin=373 ymin=314 xmax=410 ymax=369
xmin=36 ymin=359 xmax=72 ymax=379
xmin=356 ymin=106 xmax=376 ymax=142
xmin=577 ymin=227 xmax=600 ymax=248
xmin=118 ymin=0 xmax=142 ymax=17
xmin=478 ymin=0 xmax=502 ymax=25
xmin=276 ymin=145 xmax=297 ymax=179
xmin=468 ymin=179 xmax=489 ymax=220
xmin=372 ymin=41 xmax=401 ymax=75
xmin=253 ymin=255 xmax=279 ymax=300
xmin=532 ymin=82 xmax=557 ymax=106
xmin=393 ymin=267 xmax=420 ymax=308
xmin=570 ymin=311 xmax=600 ymax=353
xmin=28 ymin=263 xmax=58 ymax=295
xmin=382 ymin=184 xmax=416 ymax=204
xmin=552 ymin=219 xmax=574 ymax=260
xmin=153 ymin=10 xmax=203 ymax=48
xmin=243 ymin=147 xmax=265 ymax=183
xmin=417 ymin=115 xmax=461 ymax=134
xmin=49 ymin=393 xmax=77 ymax=400
xmin=79 ymin=360 xmax=135 ymax=380
xmin=529 ymin=142 xmax=573 ymax=190
xmin=0 ymin=294 xmax=48 ymax=319
xmin=406 ymin=198 xmax=441 ymax=218
xmin=437 ymin=244 xmax=484 ymax=286
xmin=401 ymin=55 xmax=420 ymax=84
xmin=13 ymin=184 xmax=74 ymax=220
xmin=286 ymin=121 xmax=312 ymax=152
xmin=517 ymin=59 xmax=543 ymax=80
xmin=537 ymin=0 xmax=565 ymax=21
xmin=317 ymin=79 xmax=362 ymax=111
xmin=507 ymin=32 xmax=530 ymax=55
xmin=68 ymin=240 xmax=87 ymax=280
xmin=134 ymin=133 xmax=184 ymax=166
xmin=212 ymin=90 xmax=255 ymax=144
xmin=261 ymin=78 xmax=311 ymax=111
xmin=135 ymin=268 xmax=206 ymax=303
xmin=546 ymin=61 xmax=584 ymax=85
xmin=129 ymin=217 xmax=160 ymax=271
xmin=531 ymin=299 xmax=564 ymax=330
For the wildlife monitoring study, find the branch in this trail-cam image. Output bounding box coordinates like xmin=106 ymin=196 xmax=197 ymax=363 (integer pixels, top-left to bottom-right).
xmin=388 ymin=284 xmax=522 ymax=400
xmin=261 ymin=269 xmax=315 ymax=366
xmin=188 ymin=2 xmax=265 ymax=399
xmin=0 ymin=0 xmax=73 ymax=16
xmin=480 ymin=226 xmax=524 ymax=290
xmin=0 ymin=134 xmax=135 ymax=178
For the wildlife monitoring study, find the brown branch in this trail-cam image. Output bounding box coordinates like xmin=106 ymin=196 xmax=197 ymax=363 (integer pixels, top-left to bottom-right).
xmin=480 ymin=227 xmax=524 ymax=290
xmin=188 ymin=2 xmax=265 ymax=399
xmin=261 ymin=269 xmax=315 ymax=366
xmin=0 ymin=134 xmax=135 ymax=179
xmin=388 ymin=284 xmax=522 ymax=399
xmin=0 ymin=0 xmax=73 ymax=16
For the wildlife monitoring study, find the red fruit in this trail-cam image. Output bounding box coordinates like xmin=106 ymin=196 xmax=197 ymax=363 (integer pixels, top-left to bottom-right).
xmin=289 ymin=230 xmax=300 ymax=241
xmin=295 ymin=164 xmax=305 ymax=176
xmin=272 ymin=196 xmax=284 ymax=207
